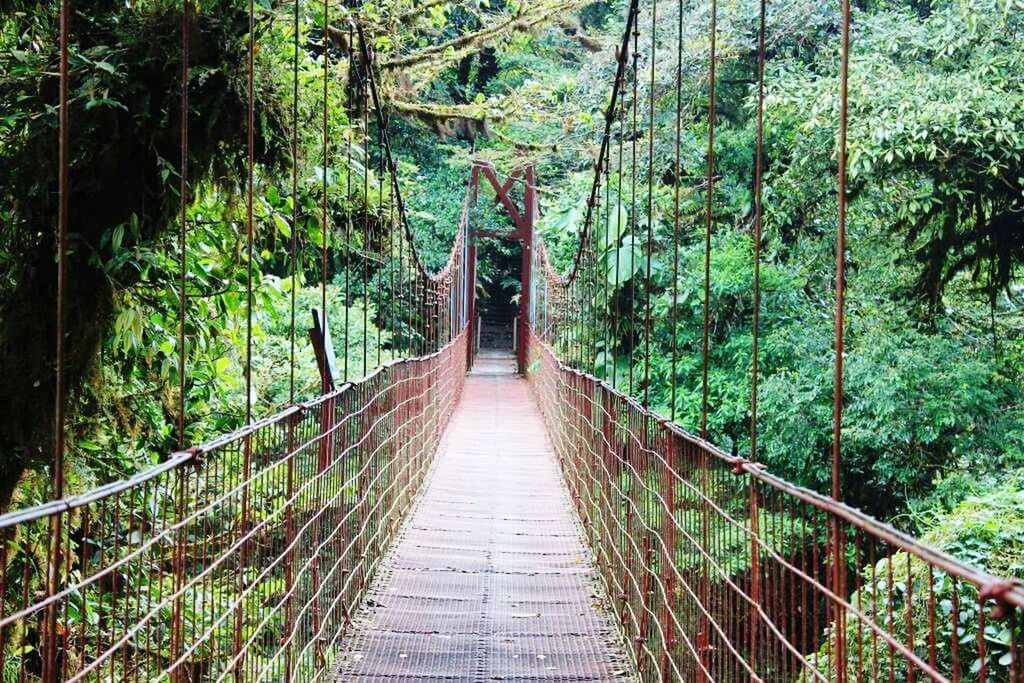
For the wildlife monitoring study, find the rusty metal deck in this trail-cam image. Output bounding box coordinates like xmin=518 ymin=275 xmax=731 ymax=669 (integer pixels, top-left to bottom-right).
xmin=333 ymin=353 xmax=633 ymax=681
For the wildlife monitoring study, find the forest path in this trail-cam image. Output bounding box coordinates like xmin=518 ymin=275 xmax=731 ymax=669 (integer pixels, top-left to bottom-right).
xmin=333 ymin=352 xmax=634 ymax=681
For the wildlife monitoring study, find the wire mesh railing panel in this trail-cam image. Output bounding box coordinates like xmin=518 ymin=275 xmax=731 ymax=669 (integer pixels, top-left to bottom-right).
xmin=526 ymin=331 xmax=1024 ymax=682
xmin=0 ymin=332 xmax=466 ymax=682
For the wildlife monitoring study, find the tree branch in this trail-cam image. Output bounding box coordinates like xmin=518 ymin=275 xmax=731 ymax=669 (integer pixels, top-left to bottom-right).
xmin=388 ymin=98 xmax=502 ymax=121
xmin=380 ymin=0 xmax=581 ymax=71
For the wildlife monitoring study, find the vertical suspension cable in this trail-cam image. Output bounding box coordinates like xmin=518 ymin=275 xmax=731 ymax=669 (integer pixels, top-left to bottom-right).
xmin=697 ymin=2 xmax=718 ymax=675
xmin=389 ymin=185 xmax=397 ymax=361
xmin=246 ymin=0 xmax=255 ymax=425
xmin=178 ymin=0 xmax=190 ymax=446
xmin=833 ymin=0 xmax=850 ymax=505
xmin=585 ymin=197 xmax=592 ymax=370
xmin=598 ymin=157 xmax=606 ymax=376
xmin=628 ymin=19 xmax=639 ymax=396
xmin=669 ymin=0 xmax=683 ymax=423
xmin=584 ymin=205 xmax=593 ymax=369
xmin=594 ymin=224 xmax=599 ymax=372
xmin=290 ymin=0 xmax=300 ymax=402
xmin=398 ymin=201 xmax=406 ymax=355
xmin=592 ymin=174 xmax=600 ymax=372
xmin=377 ymin=112 xmax=386 ymax=363
xmin=572 ymin=266 xmax=578 ymax=366
xmin=578 ymin=253 xmax=584 ymax=367
xmin=832 ymin=0 xmax=853 ymax=677
xmin=700 ymin=0 xmax=718 ymax=439
xmin=747 ymin=0 xmax=768 ymax=667
xmin=572 ymin=250 xmax=579 ymax=365
xmin=321 ymin=0 xmax=330 ymax=369
xmin=170 ymin=7 xmax=192 ymax=678
xmin=750 ymin=0 xmax=767 ymax=462
xmin=43 ymin=1 xmax=71 ymax=677
xmin=643 ymin=0 xmax=656 ymax=409
xmin=284 ymin=3 xmax=300 ymax=678
xmin=362 ymin=75 xmax=370 ymax=374
xmin=591 ymin=181 xmax=599 ymax=371
xmin=344 ymin=26 xmax=354 ymax=381
xmin=235 ymin=0 xmax=256 ymax=675
xmin=418 ymin=272 xmax=425 ymax=356
xmin=53 ymin=0 xmax=70 ymax=501
xmin=581 ymin=209 xmax=587 ymax=369
xmin=612 ymin=73 xmax=625 ymax=391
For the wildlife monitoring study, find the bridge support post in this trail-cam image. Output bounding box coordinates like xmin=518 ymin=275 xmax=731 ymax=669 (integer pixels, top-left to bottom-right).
xmin=283 ymin=410 xmax=299 ymax=682
xmin=660 ymin=428 xmax=677 ymax=682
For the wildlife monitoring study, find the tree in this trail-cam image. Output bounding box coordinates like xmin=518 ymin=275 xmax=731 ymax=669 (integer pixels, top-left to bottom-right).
xmin=0 ymin=0 xmax=289 ymax=507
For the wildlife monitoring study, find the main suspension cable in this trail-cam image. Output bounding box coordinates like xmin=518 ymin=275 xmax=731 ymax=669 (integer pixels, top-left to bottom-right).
xmin=354 ymin=22 xmax=453 ymax=282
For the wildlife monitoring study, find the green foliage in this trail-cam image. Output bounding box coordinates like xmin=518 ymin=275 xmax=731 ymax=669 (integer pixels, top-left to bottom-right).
xmin=768 ymin=0 xmax=1024 ymax=303
xmin=0 ymin=0 xmax=1023 ymax=673
xmin=532 ymin=0 xmax=1024 ymax=522
xmin=816 ymin=478 xmax=1024 ymax=680
xmin=0 ymin=0 xmax=291 ymax=506
xmin=0 ymin=0 xmax=407 ymax=509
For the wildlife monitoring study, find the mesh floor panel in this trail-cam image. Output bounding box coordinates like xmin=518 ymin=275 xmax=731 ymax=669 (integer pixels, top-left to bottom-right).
xmin=333 ymin=357 xmax=633 ymax=681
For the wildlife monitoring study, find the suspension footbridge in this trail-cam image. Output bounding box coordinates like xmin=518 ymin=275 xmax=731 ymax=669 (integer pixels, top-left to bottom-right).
xmin=2 ymin=0 xmax=1023 ymax=680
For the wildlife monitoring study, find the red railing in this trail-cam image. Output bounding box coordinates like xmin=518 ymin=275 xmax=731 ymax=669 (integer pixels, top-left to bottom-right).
xmin=526 ymin=330 xmax=1024 ymax=682
xmin=0 ymin=331 xmax=466 ymax=682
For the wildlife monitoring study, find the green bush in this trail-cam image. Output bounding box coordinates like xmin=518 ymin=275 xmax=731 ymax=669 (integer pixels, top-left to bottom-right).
xmin=812 ymin=478 xmax=1024 ymax=680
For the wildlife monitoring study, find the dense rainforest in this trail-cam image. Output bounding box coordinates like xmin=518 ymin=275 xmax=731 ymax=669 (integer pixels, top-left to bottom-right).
xmin=394 ymin=0 xmax=1024 ymax=557
xmin=1 ymin=0 xmax=1023 ymax=676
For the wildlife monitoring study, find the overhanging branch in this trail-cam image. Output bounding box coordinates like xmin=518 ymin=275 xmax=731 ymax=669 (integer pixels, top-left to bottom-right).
xmin=380 ymin=0 xmax=583 ymax=71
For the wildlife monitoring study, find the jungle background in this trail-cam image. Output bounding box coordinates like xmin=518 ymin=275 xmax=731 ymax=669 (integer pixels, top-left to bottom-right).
xmin=1 ymin=0 xmax=1023 ymax=673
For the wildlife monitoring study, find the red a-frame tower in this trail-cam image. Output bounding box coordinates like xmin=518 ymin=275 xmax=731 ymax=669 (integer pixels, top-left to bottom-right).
xmin=467 ymin=161 xmax=536 ymax=375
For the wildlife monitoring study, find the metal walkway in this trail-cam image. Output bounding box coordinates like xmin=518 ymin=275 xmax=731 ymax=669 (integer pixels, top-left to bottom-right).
xmin=333 ymin=352 xmax=633 ymax=681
